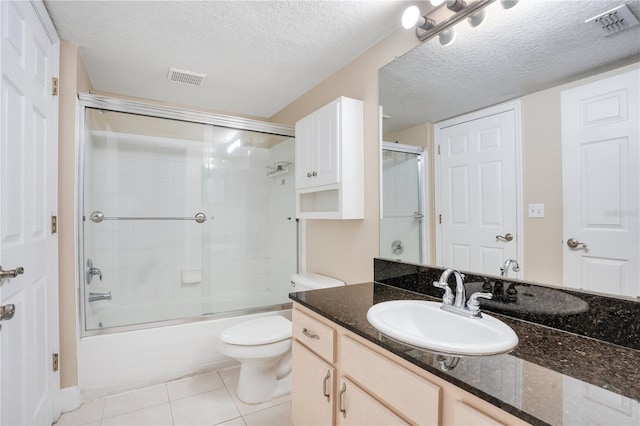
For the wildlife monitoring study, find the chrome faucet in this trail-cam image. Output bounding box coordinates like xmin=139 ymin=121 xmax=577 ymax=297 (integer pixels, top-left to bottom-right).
xmin=89 ymin=291 xmax=111 ymax=302
xmin=500 ymin=259 xmax=520 ymax=277
xmin=433 ymin=268 xmax=492 ymax=318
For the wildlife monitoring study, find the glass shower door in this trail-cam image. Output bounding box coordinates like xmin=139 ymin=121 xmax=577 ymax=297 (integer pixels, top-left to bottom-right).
xmin=80 ymin=105 xmax=297 ymax=333
xmin=380 ymin=144 xmax=426 ymax=264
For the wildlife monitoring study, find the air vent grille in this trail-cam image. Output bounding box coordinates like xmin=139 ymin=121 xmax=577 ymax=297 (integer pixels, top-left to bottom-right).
xmin=167 ymin=67 xmax=206 ymax=86
xmin=586 ymin=4 xmax=639 ymax=36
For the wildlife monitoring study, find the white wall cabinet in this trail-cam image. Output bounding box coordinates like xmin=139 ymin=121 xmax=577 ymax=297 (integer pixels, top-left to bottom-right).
xmin=291 ymin=303 xmax=531 ymax=426
xmin=295 ymin=96 xmax=364 ymax=219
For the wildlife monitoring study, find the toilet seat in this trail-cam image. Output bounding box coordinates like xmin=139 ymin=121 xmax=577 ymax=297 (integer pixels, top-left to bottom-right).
xmin=221 ymin=316 xmax=292 ymax=346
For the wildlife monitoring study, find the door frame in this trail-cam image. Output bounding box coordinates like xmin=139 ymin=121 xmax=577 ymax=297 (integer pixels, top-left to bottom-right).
xmin=381 ymin=142 xmax=430 ymax=264
xmin=434 ymin=99 xmax=524 ymax=275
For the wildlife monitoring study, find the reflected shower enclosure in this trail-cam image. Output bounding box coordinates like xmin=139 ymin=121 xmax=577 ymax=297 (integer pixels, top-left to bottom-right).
xmin=79 ymin=98 xmax=297 ymax=333
xmin=380 ymin=143 xmax=427 ymax=264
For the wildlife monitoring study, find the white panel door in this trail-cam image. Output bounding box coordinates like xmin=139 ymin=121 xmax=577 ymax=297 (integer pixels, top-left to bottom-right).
xmin=311 ymin=99 xmax=340 ymax=187
xmin=561 ymin=69 xmax=639 ymax=297
xmin=437 ymin=106 xmax=521 ymax=276
xmin=0 ymin=1 xmax=59 ymax=425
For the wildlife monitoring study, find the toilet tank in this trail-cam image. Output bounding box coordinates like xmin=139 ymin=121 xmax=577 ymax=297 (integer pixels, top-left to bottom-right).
xmin=290 ymin=272 xmax=345 ymax=292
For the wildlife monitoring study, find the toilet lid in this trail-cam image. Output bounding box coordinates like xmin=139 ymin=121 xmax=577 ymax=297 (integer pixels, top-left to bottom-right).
xmin=221 ymin=316 xmax=292 ymax=345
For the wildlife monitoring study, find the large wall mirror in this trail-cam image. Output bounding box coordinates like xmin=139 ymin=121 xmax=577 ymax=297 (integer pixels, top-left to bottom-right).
xmin=379 ymin=0 xmax=640 ymax=299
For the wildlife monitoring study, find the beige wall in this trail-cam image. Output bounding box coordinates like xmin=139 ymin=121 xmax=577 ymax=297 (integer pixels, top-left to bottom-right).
xmin=270 ymin=29 xmax=419 ymax=284
xmin=58 ymin=41 xmax=93 ymax=388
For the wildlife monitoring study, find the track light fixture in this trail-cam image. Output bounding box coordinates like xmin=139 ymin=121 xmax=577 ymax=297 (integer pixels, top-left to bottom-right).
xmin=402 ymin=0 xmax=518 ymax=45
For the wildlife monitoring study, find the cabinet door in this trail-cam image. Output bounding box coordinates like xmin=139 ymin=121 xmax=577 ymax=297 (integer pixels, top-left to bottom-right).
xmin=292 ymin=340 xmax=335 ymax=426
xmin=311 ymin=100 xmax=340 ymax=187
xmin=337 ymin=378 xmax=408 ymax=426
xmin=295 ymin=114 xmax=315 ymax=190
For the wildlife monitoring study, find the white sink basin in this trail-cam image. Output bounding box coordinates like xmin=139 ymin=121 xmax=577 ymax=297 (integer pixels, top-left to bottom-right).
xmin=366 ymin=300 xmax=518 ymax=355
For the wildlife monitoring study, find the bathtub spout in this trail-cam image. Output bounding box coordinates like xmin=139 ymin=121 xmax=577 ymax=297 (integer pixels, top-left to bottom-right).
xmin=89 ymin=292 xmax=112 ymax=302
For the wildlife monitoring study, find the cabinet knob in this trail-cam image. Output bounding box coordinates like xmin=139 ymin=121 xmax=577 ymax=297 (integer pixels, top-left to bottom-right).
xmin=307 ymin=172 xmax=312 ymax=178
xmin=312 ymin=171 xmax=317 ymax=177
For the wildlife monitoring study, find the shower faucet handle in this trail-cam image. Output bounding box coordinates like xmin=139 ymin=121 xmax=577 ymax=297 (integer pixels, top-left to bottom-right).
xmin=86 ymin=258 xmax=103 ymax=284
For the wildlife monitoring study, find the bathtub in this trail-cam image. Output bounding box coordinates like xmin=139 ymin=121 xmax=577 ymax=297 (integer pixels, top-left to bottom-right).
xmin=79 ymin=308 xmax=292 ymax=401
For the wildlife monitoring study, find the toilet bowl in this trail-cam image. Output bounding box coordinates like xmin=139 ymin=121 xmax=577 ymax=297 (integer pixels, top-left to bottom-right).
xmin=219 ymin=273 xmax=345 ymax=404
xmin=219 ymin=315 xmax=293 ymax=404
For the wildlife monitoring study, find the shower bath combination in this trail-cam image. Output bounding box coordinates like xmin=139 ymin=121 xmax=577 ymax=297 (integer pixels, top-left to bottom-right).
xmin=77 ymin=94 xmax=298 ymax=335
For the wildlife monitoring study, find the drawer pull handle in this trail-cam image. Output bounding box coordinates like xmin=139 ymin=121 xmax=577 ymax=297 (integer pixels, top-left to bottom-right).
xmin=303 ymin=328 xmax=320 ymax=340
xmin=322 ymin=370 xmax=331 ymax=402
xmin=339 ymin=382 xmax=347 ymax=418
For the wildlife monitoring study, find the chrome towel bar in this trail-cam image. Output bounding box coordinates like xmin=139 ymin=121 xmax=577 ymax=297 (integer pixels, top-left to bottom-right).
xmin=89 ymin=211 xmax=207 ymax=224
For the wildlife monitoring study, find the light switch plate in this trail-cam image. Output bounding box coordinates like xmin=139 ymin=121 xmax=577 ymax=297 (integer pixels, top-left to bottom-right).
xmin=528 ymin=203 xmax=545 ymax=218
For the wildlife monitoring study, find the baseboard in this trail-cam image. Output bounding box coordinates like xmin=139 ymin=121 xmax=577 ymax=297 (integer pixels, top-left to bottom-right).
xmin=58 ymin=386 xmax=80 ymax=414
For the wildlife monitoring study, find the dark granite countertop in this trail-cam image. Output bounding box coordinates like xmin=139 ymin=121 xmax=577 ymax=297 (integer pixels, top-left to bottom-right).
xmin=289 ymin=282 xmax=640 ymax=426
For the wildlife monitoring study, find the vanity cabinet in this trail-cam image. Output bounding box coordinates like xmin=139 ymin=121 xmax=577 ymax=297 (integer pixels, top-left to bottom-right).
xmin=291 ymin=303 xmax=531 ymax=426
xmin=294 ymin=96 xmax=363 ymax=219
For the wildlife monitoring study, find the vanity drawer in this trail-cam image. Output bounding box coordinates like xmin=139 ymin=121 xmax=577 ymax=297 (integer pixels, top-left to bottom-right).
xmin=293 ymin=308 xmax=336 ymax=363
xmin=341 ymin=335 xmax=441 ymax=425
xmin=452 ymin=400 xmax=507 ymax=426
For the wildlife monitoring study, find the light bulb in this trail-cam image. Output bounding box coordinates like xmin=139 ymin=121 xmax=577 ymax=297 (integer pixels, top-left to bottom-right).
xmin=467 ymin=8 xmax=487 ymax=27
xmin=401 ymin=5 xmax=421 ymax=29
xmin=439 ymin=28 xmax=456 ymax=46
xmin=430 ymin=0 xmax=445 ymax=6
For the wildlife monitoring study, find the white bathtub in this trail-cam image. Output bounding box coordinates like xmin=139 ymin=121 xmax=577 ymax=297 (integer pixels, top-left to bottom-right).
xmin=79 ymin=308 xmax=292 ymax=401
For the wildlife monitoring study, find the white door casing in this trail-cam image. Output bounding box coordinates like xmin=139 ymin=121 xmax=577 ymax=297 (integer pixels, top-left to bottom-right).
xmin=0 ymin=1 xmax=59 ymax=424
xmin=561 ymin=68 xmax=640 ymax=297
xmin=435 ymin=101 xmax=523 ymax=277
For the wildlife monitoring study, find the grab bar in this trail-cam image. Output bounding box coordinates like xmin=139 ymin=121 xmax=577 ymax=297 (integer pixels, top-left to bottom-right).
xmin=89 ymin=211 xmax=207 ymax=224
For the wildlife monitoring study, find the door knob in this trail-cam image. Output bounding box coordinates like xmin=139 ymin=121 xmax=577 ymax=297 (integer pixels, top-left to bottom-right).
xmin=413 ymin=212 xmax=424 ymax=219
xmin=496 ymin=233 xmax=513 ymax=242
xmin=567 ymin=238 xmax=587 ymax=249
xmin=0 ymin=265 xmax=24 ymax=279
xmin=0 ymin=304 xmax=15 ymax=321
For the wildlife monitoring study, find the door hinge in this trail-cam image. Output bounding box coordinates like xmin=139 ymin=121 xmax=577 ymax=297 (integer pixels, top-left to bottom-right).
xmin=52 ymin=353 xmax=59 ymax=372
xmin=437 ymin=145 xmax=441 ymax=155
xmin=51 ymin=215 xmax=57 ymax=234
xmin=439 ymin=214 xmax=442 ymax=224
xmin=52 ymin=77 xmax=59 ymax=96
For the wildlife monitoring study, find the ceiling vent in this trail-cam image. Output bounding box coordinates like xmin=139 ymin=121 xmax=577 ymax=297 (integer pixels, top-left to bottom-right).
xmin=167 ymin=67 xmax=206 ymax=86
xmin=585 ymin=4 xmax=639 ymax=36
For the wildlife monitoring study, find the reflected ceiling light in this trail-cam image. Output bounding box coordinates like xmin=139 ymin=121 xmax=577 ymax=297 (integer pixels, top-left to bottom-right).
xmin=467 ymin=8 xmax=487 ymax=27
xmin=438 ymin=28 xmax=456 ymax=46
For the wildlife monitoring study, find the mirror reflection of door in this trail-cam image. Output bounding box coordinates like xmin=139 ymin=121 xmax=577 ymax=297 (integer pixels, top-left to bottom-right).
xmin=380 ymin=143 xmax=427 ymax=264
xmin=435 ymin=101 xmax=523 ymax=278
xmin=561 ymin=68 xmax=640 ymax=298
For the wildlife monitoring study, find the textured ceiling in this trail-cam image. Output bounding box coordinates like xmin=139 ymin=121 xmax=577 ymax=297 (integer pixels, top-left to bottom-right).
xmin=380 ymin=0 xmax=640 ymax=133
xmin=44 ymin=0 xmax=411 ymax=119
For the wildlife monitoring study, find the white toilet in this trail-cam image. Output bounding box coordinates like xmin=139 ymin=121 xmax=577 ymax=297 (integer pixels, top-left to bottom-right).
xmin=219 ymin=272 xmax=344 ymax=404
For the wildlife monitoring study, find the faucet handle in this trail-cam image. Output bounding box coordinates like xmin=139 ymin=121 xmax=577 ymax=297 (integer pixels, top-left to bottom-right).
xmin=467 ymin=292 xmax=493 ymax=313
xmin=433 ymin=281 xmax=455 ymax=305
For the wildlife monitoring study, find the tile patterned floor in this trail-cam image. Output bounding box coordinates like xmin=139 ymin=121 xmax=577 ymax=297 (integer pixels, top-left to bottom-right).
xmin=54 ymin=367 xmax=292 ymax=426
